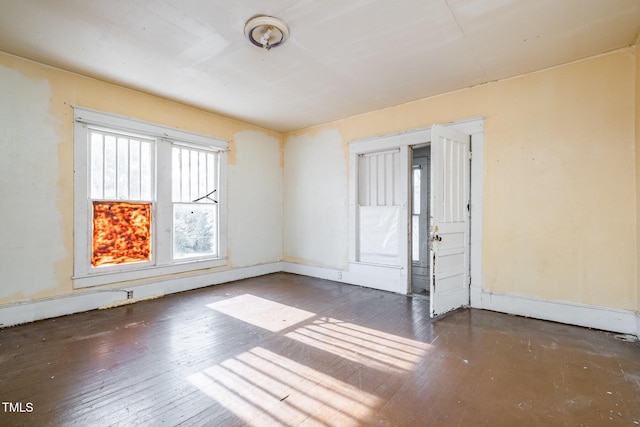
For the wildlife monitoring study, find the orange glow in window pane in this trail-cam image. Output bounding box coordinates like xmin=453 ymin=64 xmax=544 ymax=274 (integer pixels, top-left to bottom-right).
xmin=92 ymin=201 xmax=151 ymax=267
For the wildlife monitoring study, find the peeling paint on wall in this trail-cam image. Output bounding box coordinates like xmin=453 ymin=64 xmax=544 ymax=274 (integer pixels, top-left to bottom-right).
xmin=0 ymin=66 xmax=65 ymax=300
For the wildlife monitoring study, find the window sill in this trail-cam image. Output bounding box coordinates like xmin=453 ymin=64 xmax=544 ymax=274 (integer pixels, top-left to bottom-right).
xmin=73 ymin=258 xmax=228 ymax=288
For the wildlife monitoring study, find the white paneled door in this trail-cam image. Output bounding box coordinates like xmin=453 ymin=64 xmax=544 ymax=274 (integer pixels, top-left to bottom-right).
xmin=429 ymin=125 xmax=471 ymax=317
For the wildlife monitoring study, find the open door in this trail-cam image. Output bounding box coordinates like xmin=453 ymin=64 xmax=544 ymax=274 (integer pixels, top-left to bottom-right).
xmin=430 ymin=125 xmax=470 ymax=317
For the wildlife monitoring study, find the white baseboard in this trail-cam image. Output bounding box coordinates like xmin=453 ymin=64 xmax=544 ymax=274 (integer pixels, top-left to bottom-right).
xmin=284 ymin=262 xmax=639 ymax=336
xmin=3 ymin=261 xmax=638 ymax=339
xmin=470 ymin=285 xmax=482 ymax=308
xmin=282 ymin=261 xmax=343 ymax=282
xmin=473 ymin=290 xmax=638 ymax=335
xmin=282 ymin=261 xmax=407 ymax=294
xmin=0 ymin=262 xmax=283 ymax=328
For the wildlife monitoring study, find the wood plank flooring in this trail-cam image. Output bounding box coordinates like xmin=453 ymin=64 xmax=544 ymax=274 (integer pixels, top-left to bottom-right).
xmin=1 ymin=273 xmax=639 ymax=426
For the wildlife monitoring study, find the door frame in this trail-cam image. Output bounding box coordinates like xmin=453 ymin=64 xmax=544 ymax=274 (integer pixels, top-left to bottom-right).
xmin=347 ymin=117 xmax=484 ymax=303
xmin=410 ymin=144 xmax=431 ymax=296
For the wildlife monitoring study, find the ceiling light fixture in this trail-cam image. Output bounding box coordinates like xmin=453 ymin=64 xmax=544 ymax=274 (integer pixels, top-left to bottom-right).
xmin=244 ymin=15 xmax=289 ymax=50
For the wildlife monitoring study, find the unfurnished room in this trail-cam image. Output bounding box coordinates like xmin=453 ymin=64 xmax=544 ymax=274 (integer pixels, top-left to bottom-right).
xmin=0 ymin=1 xmax=639 ymax=425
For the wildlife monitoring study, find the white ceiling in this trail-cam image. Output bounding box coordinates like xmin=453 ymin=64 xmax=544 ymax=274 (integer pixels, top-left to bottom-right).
xmin=0 ymin=0 xmax=639 ymax=133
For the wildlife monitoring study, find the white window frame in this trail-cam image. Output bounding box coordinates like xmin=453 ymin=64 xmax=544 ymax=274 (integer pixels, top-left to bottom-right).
xmin=73 ymin=107 xmax=228 ymax=288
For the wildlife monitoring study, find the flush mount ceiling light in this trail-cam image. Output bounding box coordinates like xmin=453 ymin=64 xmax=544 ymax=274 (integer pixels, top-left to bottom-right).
xmin=244 ymin=15 xmax=290 ymax=50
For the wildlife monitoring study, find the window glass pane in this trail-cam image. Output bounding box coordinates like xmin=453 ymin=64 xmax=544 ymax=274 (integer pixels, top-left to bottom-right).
xmin=190 ymin=150 xmax=199 ymax=202
xmin=91 ymin=130 xmax=153 ymax=202
xmin=103 ymin=135 xmax=117 ymax=199
xmin=90 ymin=133 xmax=104 ymax=199
xmin=117 ymin=137 xmax=129 ymax=199
xmin=207 ymin=153 xmax=216 ymax=194
xmin=172 ymin=147 xmax=181 ymax=202
xmin=412 ymin=215 xmax=419 ymax=262
xmin=88 ymin=129 xmax=156 ymax=269
xmin=171 ymin=145 xmax=220 ymax=260
xmin=412 ymin=168 xmax=421 ymax=215
xmin=181 ymin=148 xmax=190 ymax=202
xmin=129 ymin=139 xmax=140 ymax=200
xmin=199 ymin=151 xmax=207 ymax=198
xmin=92 ymin=201 xmax=151 ymax=267
xmin=172 ymin=147 xmax=218 ymax=203
xmin=173 ymin=203 xmax=217 ymax=259
xmin=140 ymin=141 xmax=152 ymax=200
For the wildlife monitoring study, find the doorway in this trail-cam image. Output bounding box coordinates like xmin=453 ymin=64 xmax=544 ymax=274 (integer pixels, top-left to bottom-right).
xmin=411 ymin=145 xmax=431 ymax=299
xmin=408 ymin=125 xmax=471 ymax=316
xmin=348 ymin=120 xmax=482 ymax=316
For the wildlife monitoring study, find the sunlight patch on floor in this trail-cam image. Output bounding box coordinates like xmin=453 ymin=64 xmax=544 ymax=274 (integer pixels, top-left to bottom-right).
xmin=188 ymin=346 xmax=380 ymax=426
xmin=206 ymin=294 xmax=316 ymax=332
xmin=286 ymin=317 xmax=430 ymax=373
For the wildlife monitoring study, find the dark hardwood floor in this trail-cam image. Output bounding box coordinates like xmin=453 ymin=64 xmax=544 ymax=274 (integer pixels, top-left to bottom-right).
xmin=1 ymin=273 xmax=639 ymax=426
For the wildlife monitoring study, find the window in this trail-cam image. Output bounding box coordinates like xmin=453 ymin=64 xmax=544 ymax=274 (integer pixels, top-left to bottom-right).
xmin=412 ymin=166 xmax=421 ymax=262
xmin=171 ymin=145 xmax=219 ymax=260
xmin=73 ymin=107 xmax=228 ymax=288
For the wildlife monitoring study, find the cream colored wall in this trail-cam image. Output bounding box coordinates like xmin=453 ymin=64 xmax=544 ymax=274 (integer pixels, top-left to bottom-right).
xmin=228 ymin=130 xmax=283 ymax=266
xmin=1 ymin=46 xmax=637 ymax=314
xmin=283 ymin=129 xmax=348 ymax=269
xmin=0 ymin=52 xmax=283 ymax=305
xmin=285 ymin=48 xmax=637 ymax=311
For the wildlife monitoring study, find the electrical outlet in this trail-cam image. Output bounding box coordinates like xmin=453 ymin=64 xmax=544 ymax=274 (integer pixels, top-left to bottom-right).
xmin=126 ymin=290 xmax=133 ymax=299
